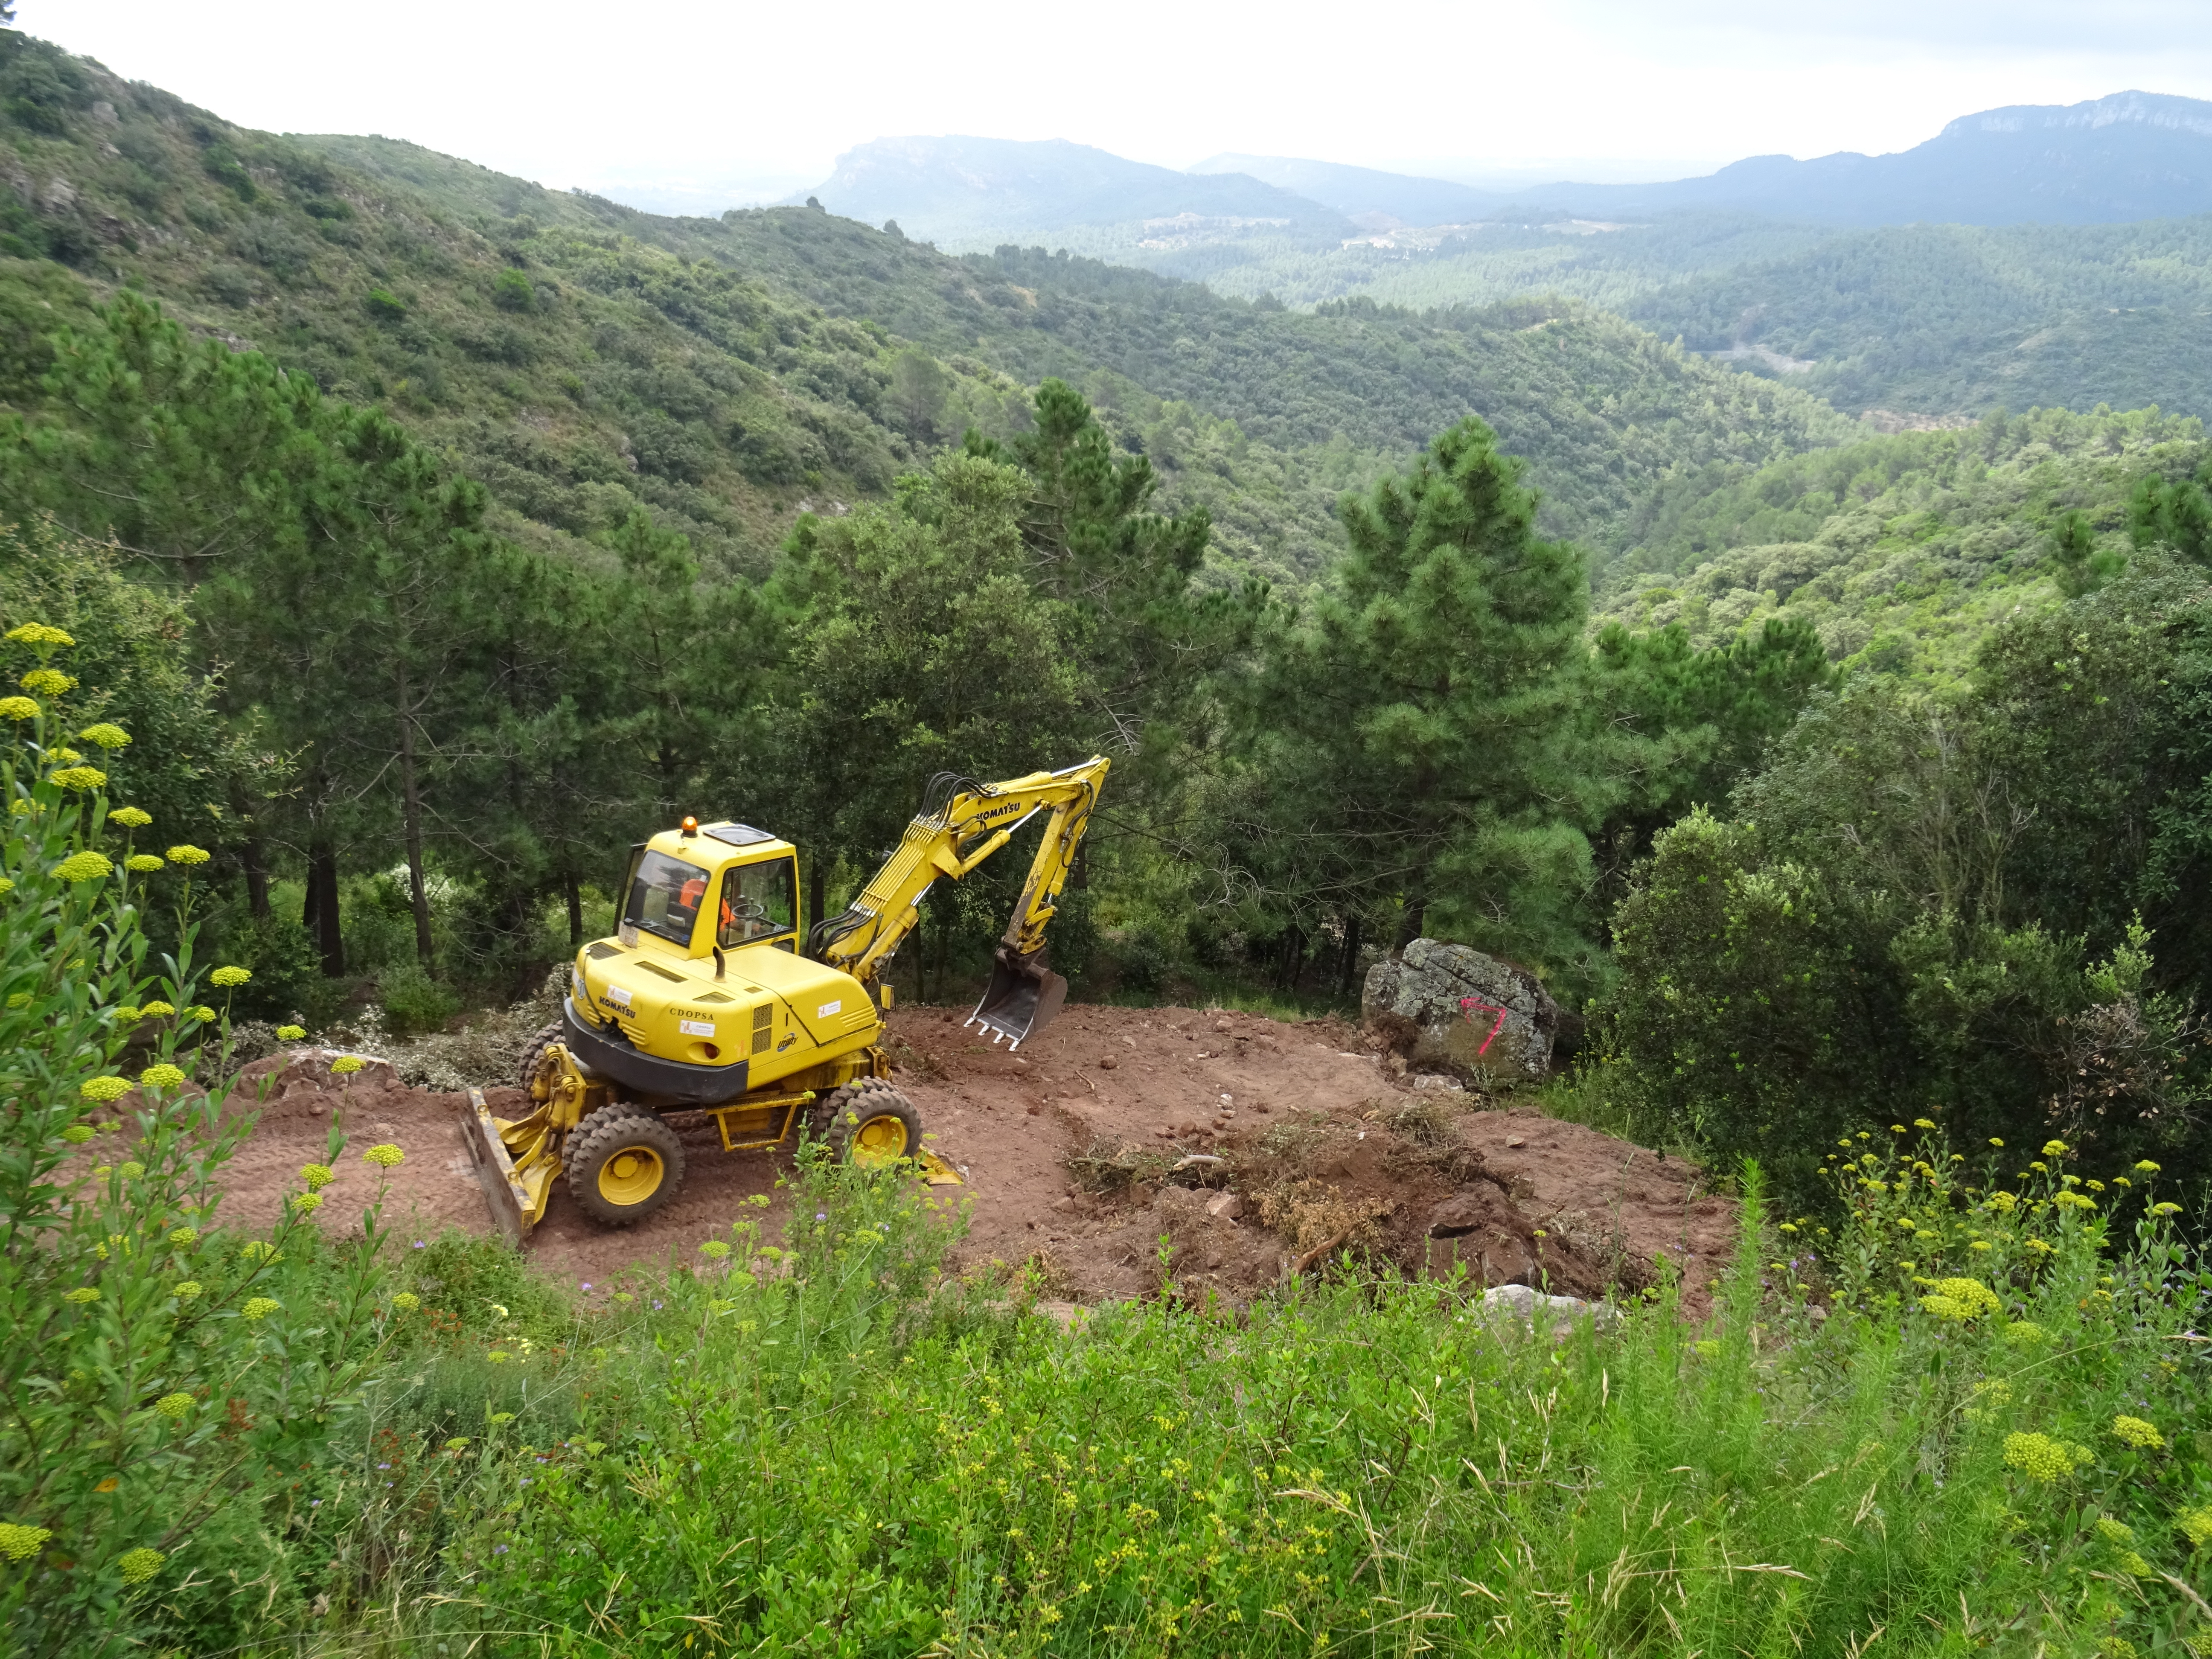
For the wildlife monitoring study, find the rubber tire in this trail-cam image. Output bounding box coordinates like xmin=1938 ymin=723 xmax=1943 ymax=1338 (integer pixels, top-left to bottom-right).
xmin=517 ymin=1020 xmax=565 ymax=1095
xmin=565 ymin=1107 xmax=686 ymax=1226
xmin=821 ymin=1083 xmax=923 ymax=1168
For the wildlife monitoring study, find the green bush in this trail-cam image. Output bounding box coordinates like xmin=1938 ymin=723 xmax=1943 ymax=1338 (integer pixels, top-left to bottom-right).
xmin=490 ymin=268 xmax=535 ymax=313
xmin=376 ymin=960 xmax=460 ymax=1036
xmin=363 ymin=287 xmax=406 ymax=322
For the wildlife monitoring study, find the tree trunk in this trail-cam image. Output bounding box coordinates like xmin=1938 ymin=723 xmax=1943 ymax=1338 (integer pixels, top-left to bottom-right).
xmin=1338 ymin=914 xmax=1363 ymax=998
xmin=242 ymin=835 xmax=271 ymax=921
xmin=566 ymin=869 xmax=584 ymax=949
xmin=397 ymin=693 xmax=436 ymax=971
xmin=304 ymin=839 xmax=344 ymax=976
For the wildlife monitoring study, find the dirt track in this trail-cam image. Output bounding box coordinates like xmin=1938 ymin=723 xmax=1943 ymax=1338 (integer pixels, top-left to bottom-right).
xmin=204 ymin=1004 xmax=1737 ymax=1309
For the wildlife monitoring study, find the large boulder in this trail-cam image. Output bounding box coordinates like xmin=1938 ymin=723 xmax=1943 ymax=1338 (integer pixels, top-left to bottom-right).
xmin=1362 ymin=938 xmax=1560 ymax=1080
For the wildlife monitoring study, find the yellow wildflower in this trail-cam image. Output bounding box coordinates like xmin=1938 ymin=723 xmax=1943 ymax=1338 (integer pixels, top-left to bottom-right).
xmin=241 ymin=1297 xmax=279 ymax=1321
xmin=75 ymin=723 xmax=129 ymax=750
xmin=2177 ymin=1505 xmax=2212 ymax=1548
xmin=117 ymin=1547 xmax=164 ymax=1584
xmin=290 ymin=1192 xmax=323 ymax=1214
xmin=2153 ymin=1202 xmax=2183 ymax=1217
xmin=19 ymin=668 xmax=75 ymax=696
xmin=392 ymin=1292 xmax=420 ymax=1312
xmin=210 ymin=966 xmax=251 ymax=988
xmin=166 ymin=1227 xmax=197 ymax=1246
xmin=699 ymin=1240 xmax=731 ymax=1258
xmin=60 ymin=1124 xmax=93 ymax=1144
xmin=275 ymin=1025 xmax=305 ymax=1041
xmin=362 ymin=1143 xmax=404 ymax=1167
xmin=139 ymin=1001 xmax=174 ymax=1017
xmin=116 ymin=1161 xmax=143 ymax=1179
xmin=124 ymin=855 xmax=163 ymax=873
xmin=239 ymin=1240 xmax=278 ymax=1263
xmin=49 ymin=766 xmax=105 ymax=792
xmin=52 ymin=850 xmax=113 ymax=883
xmin=187 ymin=1005 xmax=215 ymax=1023
xmin=79 ymin=1077 xmax=130 ymax=1102
xmin=1914 ymin=1117 xmax=1936 ymax=1129
xmin=2053 ymin=1191 xmax=2096 ymax=1211
xmin=172 ymin=1281 xmax=201 ymax=1299
xmin=163 ymin=845 xmax=210 ymax=866
xmin=2042 ymin=1139 xmax=2069 ymax=1157
xmin=2118 ymin=1551 xmax=2157 ymax=1578
xmin=299 ymin=1163 xmax=335 ymax=1190
xmin=0 ymin=1522 xmax=52 ymax=1561
xmin=153 ymin=1393 xmax=194 ymax=1420
xmin=2002 ymin=1321 xmax=2047 ymax=1346
xmin=2003 ymin=1432 xmax=2077 ymax=1482
xmin=2134 ymin=1159 xmax=2161 ymax=1174
xmin=2096 ymin=1516 xmax=2136 ymax=1543
xmin=63 ymin=1286 xmax=99 ymax=1305
xmin=108 ymin=806 xmax=150 ymax=828
xmin=5 ymin=623 xmax=74 ymax=647
xmin=137 ymin=1064 xmax=185 ymax=1091
xmin=330 ymin=1056 xmax=364 ymax=1076
xmin=1989 ymin=1138 xmax=2004 ymax=1148
xmin=0 ymin=696 xmax=38 ymax=721
xmin=2112 ymin=1415 xmax=2165 ymax=1450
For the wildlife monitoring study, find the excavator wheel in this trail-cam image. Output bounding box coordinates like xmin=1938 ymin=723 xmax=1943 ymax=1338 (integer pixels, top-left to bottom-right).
xmin=516 ymin=1020 xmax=566 ymax=1095
xmin=565 ymin=1106 xmax=686 ymax=1226
xmin=814 ymin=1082 xmax=923 ymax=1169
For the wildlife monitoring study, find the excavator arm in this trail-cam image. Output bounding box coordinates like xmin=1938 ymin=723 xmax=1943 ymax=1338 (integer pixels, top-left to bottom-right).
xmin=805 ymin=756 xmax=1109 ymax=1047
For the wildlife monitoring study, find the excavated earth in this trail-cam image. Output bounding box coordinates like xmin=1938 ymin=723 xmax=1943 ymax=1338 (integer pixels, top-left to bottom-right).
xmin=190 ymin=1004 xmax=1736 ymax=1312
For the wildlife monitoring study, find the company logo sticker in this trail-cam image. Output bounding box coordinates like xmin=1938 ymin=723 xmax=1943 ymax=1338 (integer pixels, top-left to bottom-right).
xmin=817 ymin=999 xmax=843 ymax=1018
xmin=679 ymin=1019 xmax=716 ymax=1037
xmin=603 ymin=984 xmax=633 ymax=1009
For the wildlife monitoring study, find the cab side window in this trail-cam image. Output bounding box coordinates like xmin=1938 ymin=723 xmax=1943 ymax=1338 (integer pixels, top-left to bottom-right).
xmin=718 ymin=858 xmax=796 ymax=947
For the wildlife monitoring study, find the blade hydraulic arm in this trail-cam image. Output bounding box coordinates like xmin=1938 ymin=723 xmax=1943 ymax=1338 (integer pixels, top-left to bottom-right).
xmin=806 ymin=757 xmax=1109 ymax=1036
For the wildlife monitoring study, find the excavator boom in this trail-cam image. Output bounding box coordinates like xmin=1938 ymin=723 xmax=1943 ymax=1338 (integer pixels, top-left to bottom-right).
xmin=805 ymin=756 xmax=1109 ymax=1047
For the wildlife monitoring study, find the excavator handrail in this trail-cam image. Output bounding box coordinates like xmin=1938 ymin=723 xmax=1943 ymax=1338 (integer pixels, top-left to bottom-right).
xmin=803 ymin=757 xmax=1110 ymax=1002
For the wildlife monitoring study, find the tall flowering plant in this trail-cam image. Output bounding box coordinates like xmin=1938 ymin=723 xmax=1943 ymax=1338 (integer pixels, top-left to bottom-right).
xmin=0 ymin=624 xmax=403 ymax=1655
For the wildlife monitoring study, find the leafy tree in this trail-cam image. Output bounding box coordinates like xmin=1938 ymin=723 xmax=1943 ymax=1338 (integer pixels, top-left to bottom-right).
xmin=1232 ymin=416 xmax=1620 ymax=981
xmin=2125 ymin=460 xmax=2212 ymax=565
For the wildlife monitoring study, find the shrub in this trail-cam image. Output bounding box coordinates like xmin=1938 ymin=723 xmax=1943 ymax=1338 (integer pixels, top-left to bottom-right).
xmin=363 ymin=287 xmax=407 ymax=323
xmin=375 ymin=960 xmax=460 ymax=1036
xmin=489 ymin=268 xmax=535 ymax=313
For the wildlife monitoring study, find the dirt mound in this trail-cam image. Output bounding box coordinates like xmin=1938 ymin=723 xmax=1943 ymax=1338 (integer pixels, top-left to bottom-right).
xmin=192 ymin=1007 xmax=1735 ymax=1311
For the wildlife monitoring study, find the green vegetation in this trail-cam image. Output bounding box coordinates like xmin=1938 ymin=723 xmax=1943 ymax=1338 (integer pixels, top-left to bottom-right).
xmin=1597 ymin=405 xmax=2209 ymax=678
xmin=4 ymin=26 xmax=2212 ymax=1656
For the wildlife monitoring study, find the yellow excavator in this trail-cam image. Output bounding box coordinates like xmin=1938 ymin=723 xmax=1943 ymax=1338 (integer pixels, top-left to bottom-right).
xmin=462 ymin=757 xmax=1108 ymax=1238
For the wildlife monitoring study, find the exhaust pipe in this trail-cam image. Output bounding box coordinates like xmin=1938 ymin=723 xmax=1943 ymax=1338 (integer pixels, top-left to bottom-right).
xmin=965 ymin=946 xmax=1068 ymax=1050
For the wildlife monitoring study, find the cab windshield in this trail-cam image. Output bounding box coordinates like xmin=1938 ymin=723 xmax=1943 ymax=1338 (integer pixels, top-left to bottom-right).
xmin=623 ymin=850 xmax=711 ymax=946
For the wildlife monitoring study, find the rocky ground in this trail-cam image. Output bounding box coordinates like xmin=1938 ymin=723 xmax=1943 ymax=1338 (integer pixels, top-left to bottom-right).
xmin=174 ymin=1000 xmax=1736 ymax=1313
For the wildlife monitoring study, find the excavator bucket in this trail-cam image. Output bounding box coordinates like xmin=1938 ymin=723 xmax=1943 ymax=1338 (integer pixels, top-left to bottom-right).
xmin=966 ymin=953 xmax=1068 ymax=1050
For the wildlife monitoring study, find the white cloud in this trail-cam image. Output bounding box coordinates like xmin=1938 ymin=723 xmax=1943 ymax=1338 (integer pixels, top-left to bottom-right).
xmin=29 ymin=0 xmax=2212 ymax=206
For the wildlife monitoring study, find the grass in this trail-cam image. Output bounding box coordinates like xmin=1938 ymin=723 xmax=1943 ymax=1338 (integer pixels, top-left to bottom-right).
xmin=112 ymin=1139 xmax=2211 ymax=1657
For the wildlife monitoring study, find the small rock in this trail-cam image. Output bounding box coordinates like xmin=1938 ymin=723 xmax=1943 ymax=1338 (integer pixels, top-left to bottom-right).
xmin=1506 ymin=1134 xmax=1526 ymax=1148
xmin=309 ymin=1103 xmax=326 ymax=1117
xmin=1206 ymin=1192 xmax=1243 ymax=1220
xmin=1477 ymin=1283 xmax=1621 ymax=1336
xmin=1214 ymin=1019 xmax=1232 ymax=1033
xmin=1025 ymin=1102 xmax=1041 ymax=1116
xmin=1410 ymin=1074 xmax=1464 ymax=1092
xmin=1256 ymin=1102 xmax=1271 ymax=1113
xmin=1098 ymin=1057 xmax=1118 ymax=1070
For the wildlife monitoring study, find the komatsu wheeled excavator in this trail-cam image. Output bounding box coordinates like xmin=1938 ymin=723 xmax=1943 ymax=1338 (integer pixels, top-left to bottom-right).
xmin=462 ymin=757 xmax=1108 ymax=1237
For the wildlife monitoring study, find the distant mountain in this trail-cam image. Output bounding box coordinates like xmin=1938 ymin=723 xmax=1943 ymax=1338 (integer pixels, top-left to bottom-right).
xmin=1513 ymin=93 xmax=2212 ymax=227
xmin=790 ymin=136 xmax=1348 ymax=244
xmin=1188 ymin=154 xmax=1502 ymax=228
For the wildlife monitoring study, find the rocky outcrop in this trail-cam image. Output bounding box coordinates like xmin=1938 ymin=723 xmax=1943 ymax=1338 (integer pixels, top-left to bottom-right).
xmin=1361 ymin=938 xmax=1559 ymax=1080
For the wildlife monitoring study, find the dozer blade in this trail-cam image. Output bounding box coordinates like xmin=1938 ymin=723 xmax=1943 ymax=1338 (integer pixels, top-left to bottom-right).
xmin=462 ymin=1086 xmax=533 ymax=1248
xmin=966 ymin=953 xmax=1068 ymax=1050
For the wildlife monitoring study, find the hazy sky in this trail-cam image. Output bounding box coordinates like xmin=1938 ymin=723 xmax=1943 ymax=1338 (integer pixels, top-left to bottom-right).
xmin=32 ymin=0 xmax=2212 ymax=209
